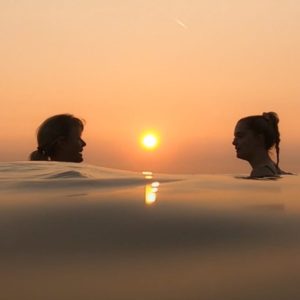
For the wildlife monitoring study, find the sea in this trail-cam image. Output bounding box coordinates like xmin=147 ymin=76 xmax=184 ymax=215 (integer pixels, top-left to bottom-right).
xmin=0 ymin=161 xmax=300 ymax=300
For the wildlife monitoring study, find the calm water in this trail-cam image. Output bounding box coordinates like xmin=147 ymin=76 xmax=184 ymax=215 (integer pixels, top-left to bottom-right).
xmin=1 ymin=162 xmax=300 ymax=300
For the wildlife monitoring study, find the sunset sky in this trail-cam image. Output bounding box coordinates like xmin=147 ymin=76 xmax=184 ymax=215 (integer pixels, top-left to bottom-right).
xmin=1 ymin=0 xmax=300 ymax=173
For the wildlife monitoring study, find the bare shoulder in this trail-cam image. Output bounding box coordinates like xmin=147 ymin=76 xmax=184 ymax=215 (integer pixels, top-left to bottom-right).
xmin=250 ymin=165 xmax=278 ymax=178
xmin=275 ymin=166 xmax=295 ymax=175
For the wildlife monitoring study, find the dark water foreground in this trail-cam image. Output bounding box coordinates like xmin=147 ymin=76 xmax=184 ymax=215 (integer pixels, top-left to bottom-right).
xmin=0 ymin=162 xmax=300 ymax=300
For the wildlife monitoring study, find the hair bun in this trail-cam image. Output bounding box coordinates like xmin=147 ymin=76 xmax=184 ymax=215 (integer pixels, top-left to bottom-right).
xmin=262 ymin=112 xmax=279 ymax=124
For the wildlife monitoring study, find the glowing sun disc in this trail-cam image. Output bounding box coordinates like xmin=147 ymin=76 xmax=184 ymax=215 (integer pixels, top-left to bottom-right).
xmin=141 ymin=133 xmax=159 ymax=150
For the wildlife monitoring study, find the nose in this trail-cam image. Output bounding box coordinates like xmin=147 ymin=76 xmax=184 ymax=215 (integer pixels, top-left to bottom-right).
xmin=232 ymin=138 xmax=236 ymax=146
xmin=81 ymin=139 xmax=86 ymax=147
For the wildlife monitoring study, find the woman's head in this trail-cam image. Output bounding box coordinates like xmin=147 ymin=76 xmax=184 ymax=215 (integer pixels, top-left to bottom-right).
xmin=30 ymin=114 xmax=86 ymax=162
xmin=232 ymin=112 xmax=280 ymax=165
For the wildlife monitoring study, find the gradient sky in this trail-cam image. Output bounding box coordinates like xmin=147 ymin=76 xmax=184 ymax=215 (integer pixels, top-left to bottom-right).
xmin=1 ymin=0 xmax=300 ymax=173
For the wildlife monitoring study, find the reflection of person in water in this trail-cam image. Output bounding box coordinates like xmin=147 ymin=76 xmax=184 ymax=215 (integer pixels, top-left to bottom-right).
xmin=29 ymin=114 xmax=86 ymax=162
xmin=232 ymin=112 xmax=290 ymax=178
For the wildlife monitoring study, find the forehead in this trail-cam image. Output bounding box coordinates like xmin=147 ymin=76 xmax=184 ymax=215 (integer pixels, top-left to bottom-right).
xmin=234 ymin=121 xmax=249 ymax=135
xmin=69 ymin=124 xmax=83 ymax=136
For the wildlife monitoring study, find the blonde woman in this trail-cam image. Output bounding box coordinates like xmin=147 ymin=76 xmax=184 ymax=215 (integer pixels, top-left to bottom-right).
xmin=30 ymin=114 xmax=86 ymax=162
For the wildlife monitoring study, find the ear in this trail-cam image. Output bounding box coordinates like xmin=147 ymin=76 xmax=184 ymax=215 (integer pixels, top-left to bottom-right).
xmin=256 ymin=134 xmax=266 ymax=146
xmin=55 ymin=136 xmax=67 ymax=149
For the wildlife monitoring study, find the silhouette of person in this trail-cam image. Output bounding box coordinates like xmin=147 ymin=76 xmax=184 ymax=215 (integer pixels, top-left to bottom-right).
xmin=30 ymin=114 xmax=86 ymax=162
xmin=232 ymin=112 xmax=290 ymax=178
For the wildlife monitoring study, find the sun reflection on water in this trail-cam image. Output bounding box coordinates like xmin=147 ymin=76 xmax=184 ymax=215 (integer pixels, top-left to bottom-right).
xmin=145 ymin=182 xmax=160 ymax=205
xmin=142 ymin=171 xmax=153 ymax=179
xmin=143 ymin=171 xmax=160 ymax=205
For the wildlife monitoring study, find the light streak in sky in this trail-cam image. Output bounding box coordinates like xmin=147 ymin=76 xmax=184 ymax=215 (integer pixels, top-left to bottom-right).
xmin=174 ymin=18 xmax=188 ymax=30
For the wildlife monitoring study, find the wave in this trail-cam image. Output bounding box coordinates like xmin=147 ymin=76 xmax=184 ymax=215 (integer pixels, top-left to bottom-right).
xmin=0 ymin=161 xmax=182 ymax=193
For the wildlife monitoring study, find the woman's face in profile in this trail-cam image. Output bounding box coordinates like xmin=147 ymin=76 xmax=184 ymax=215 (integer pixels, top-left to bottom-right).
xmin=59 ymin=126 xmax=86 ymax=162
xmin=232 ymin=121 xmax=261 ymax=161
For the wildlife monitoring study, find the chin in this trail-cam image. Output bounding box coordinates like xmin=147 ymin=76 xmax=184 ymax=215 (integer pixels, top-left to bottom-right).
xmin=75 ymin=153 xmax=83 ymax=163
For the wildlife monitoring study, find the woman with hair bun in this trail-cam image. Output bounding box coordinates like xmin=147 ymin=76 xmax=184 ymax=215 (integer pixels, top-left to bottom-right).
xmin=30 ymin=114 xmax=86 ymax=163
xmin=232 ymin=112 xmax=289 ymax=178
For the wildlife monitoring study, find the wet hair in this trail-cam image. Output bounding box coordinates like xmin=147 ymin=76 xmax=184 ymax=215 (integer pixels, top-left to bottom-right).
xmin=30 ymin=114 xmax=84 ymax=161
xmin=238 ymin=112 xmax=280 ymax=166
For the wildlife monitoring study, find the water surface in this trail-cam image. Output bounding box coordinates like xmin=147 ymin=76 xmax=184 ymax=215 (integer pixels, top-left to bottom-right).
xmin=1 ymin=162 xmax=299 ymax=300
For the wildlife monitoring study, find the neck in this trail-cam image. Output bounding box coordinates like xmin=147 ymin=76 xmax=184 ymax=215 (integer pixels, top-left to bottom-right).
xmin=50 ymin=152 xmax=67 ymax=162
xmin=248 ymin=150 xmax=275 ymax=169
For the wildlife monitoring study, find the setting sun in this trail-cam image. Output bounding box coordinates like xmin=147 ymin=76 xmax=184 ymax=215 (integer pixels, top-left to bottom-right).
xmin=141 ymin=133 xmax=159 ymax=150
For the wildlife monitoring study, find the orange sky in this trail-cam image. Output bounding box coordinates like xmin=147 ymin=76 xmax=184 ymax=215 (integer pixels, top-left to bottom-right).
xmin=1 ymin=0 xmax=300 ymax=173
